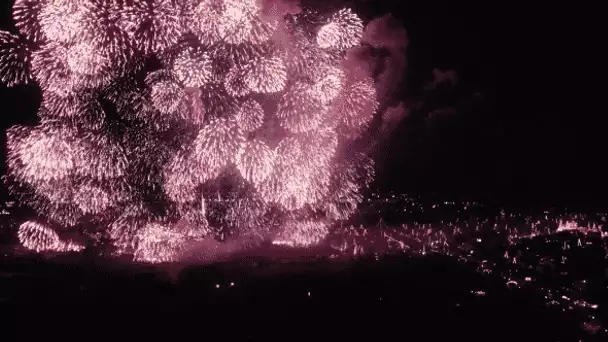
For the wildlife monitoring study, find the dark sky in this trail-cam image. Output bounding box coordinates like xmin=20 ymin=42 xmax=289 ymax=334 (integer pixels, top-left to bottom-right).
xmin=0 ymin=1 xmax=602 ymax=209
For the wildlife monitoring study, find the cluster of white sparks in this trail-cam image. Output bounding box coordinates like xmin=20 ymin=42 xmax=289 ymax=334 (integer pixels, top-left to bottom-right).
xmin=2 ymin=0 xmax=381 ymax=262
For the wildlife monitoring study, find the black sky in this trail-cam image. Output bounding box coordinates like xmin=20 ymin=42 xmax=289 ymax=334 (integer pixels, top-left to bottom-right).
xmin=0 ymin=1 xmax=602 ymax=209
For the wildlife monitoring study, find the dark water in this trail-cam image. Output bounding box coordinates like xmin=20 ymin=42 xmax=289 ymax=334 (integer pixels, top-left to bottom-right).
xmin=0 ymin=253 xmax=584 ymax=341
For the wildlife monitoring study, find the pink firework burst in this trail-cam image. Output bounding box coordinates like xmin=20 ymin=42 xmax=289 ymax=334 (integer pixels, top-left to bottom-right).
xmin=235 ymin=138 xmax=276 ymax=186
xmin=186 ymin=0 xmax=224 ymax=45
xmin=146 ymin=70 xmax=187 ymax=115
xmin=334 ymin=76 xmax=379 ymax=139
xmin=133 ymin=221 xmax=187 ymax=263
xmin=172 ymin=47 xmax=213 ymax=88
xmin=7 ymin=124 xmax=84 ymax=184
xmin=39 ymin=0 xmax=85 ymax=44
xmin=119 ymin=0 xmax=186 ymax=53
xmin=79 ymin=0 xmax=132 ymax=57
xmin=224 ymin=66 xmax=251 ymax=98
xmin=193 ymin=117 xmax=246 ymax=181
xmin=13 ymin=0 xmax=46 ymax=44
xmin=244 ymin=56 xmax=287 ymax=94
xmin=216 ymin=0 xmax=261 ymax=45
xmin=276 ymin=82 xmax=328 ymax=134
xmin=235 ymin=98 xmax=265 ymax=132
xmin=0 ymin=30 xmax=32 ymax=87
xmin=65 ymin=41 xmax=111 ymax=76
xmin=18 ymin=221 xmax=84 ymax=253
xmin=317 ymin=8 xmax=364 ymax=51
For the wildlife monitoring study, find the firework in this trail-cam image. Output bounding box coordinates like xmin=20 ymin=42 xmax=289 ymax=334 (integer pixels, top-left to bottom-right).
xmin=244 ymin=56 xmax=287 ymax=94
xmin=2 ymin=2 xmax=397 ymax=261
xmin=235 ymin=139 xmax=276 ymax=186
xmin=65 ymin=41 xmax=110 ymax=76
xmin=133 ymin=221 xmax=187 ymax=263
xmin=7 ymin=124 xmax=83 ymax=184
xmin=224 ymin=66 xmax=251 ymax=98
xmin=118 ymin=0 xmax=186 ymax=53
xmin=18 ymin=220 xmax=84 ymax=252
xmin=334 ymin=77 xmax=379 ymax=139
xmin=79 ymin=0 xmax=132 ymax=57
xmin=187 ymin=0 xmax=224 ymax=45
xmin=13 ymin=0 xmax=45 ymax=44
xmin=276 ymin=82 xmax=327 ymax=133
xmin=147 ymin=70 xmax=187 ymax=115
xmin=317 ymin=8 xmax=364 ymax=51
xmin=39 ymin=0 xmax=85 ymax=44
xmin=0 ymin=30 xmax=31 ymax=86
xmin=172 ymin=47 xmax=213 ymax=88
xmin=193 ymin=117 xmax=245 ymax=180
xmin=216 ymin=0 xmax=261 ymax=45
xmin=235 ymin=98 xmax=265 ymax=132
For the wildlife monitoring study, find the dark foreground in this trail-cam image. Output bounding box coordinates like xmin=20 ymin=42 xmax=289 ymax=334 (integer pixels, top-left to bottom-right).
xmin=0 ymin=253 xmax=587 ymax=341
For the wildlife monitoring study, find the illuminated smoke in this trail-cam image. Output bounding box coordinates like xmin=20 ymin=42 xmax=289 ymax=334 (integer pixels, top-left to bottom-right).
xmin=2 ymin=1 xmax=409 ymax=261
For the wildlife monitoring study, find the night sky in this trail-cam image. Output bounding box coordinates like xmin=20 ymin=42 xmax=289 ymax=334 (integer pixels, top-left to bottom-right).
xmin=0 ymin=0 xmax=601 ymax=209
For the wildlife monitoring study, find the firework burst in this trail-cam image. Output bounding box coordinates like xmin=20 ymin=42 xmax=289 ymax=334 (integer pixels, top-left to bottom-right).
xmin=317 ymin=8 xmax=364 ymax=50
xmin=119 ymin=0 xmax=186 ymax=53
xmin=0 ymin=30 xmax=32 ymax=86
xmin=2 ymin=2 xmax=400 ymax=261
xmin=12 ymin=0 xmax=46 ymax=44
xmin=18 ymin=221 xmax=84 ymax=252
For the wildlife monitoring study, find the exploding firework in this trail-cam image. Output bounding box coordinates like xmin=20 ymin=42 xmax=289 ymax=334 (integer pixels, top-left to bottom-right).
xmin=235 ymin=138 xmax=276 ymax=186
xmin=12 ymin=0 xmax=45 ymax=44
xmin=39 ymin=0 xmax=85 ymax=44
xmin=172 ymin=47 xmax=213 ymax=88
xmin=0 ymin=30 xmax=31 ymax=86
xmin=317 ymin=8 xmax=364 ymax=50
xmin=18 ymin=221 xmax=84 ymax=252
xmin=193 ymin=117 xmax=246 ymax=180
xmin=2 ymin=1 xmax=396 ymax=262
xmin=133 ymin=221 xmax=186 ymax=263
xmin=118 ymin=0 xmax=186 ymax=53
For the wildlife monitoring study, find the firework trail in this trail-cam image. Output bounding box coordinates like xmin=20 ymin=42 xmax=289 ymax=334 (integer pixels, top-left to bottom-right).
xmin=1 ymin=0 xmax=408 ymax=262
